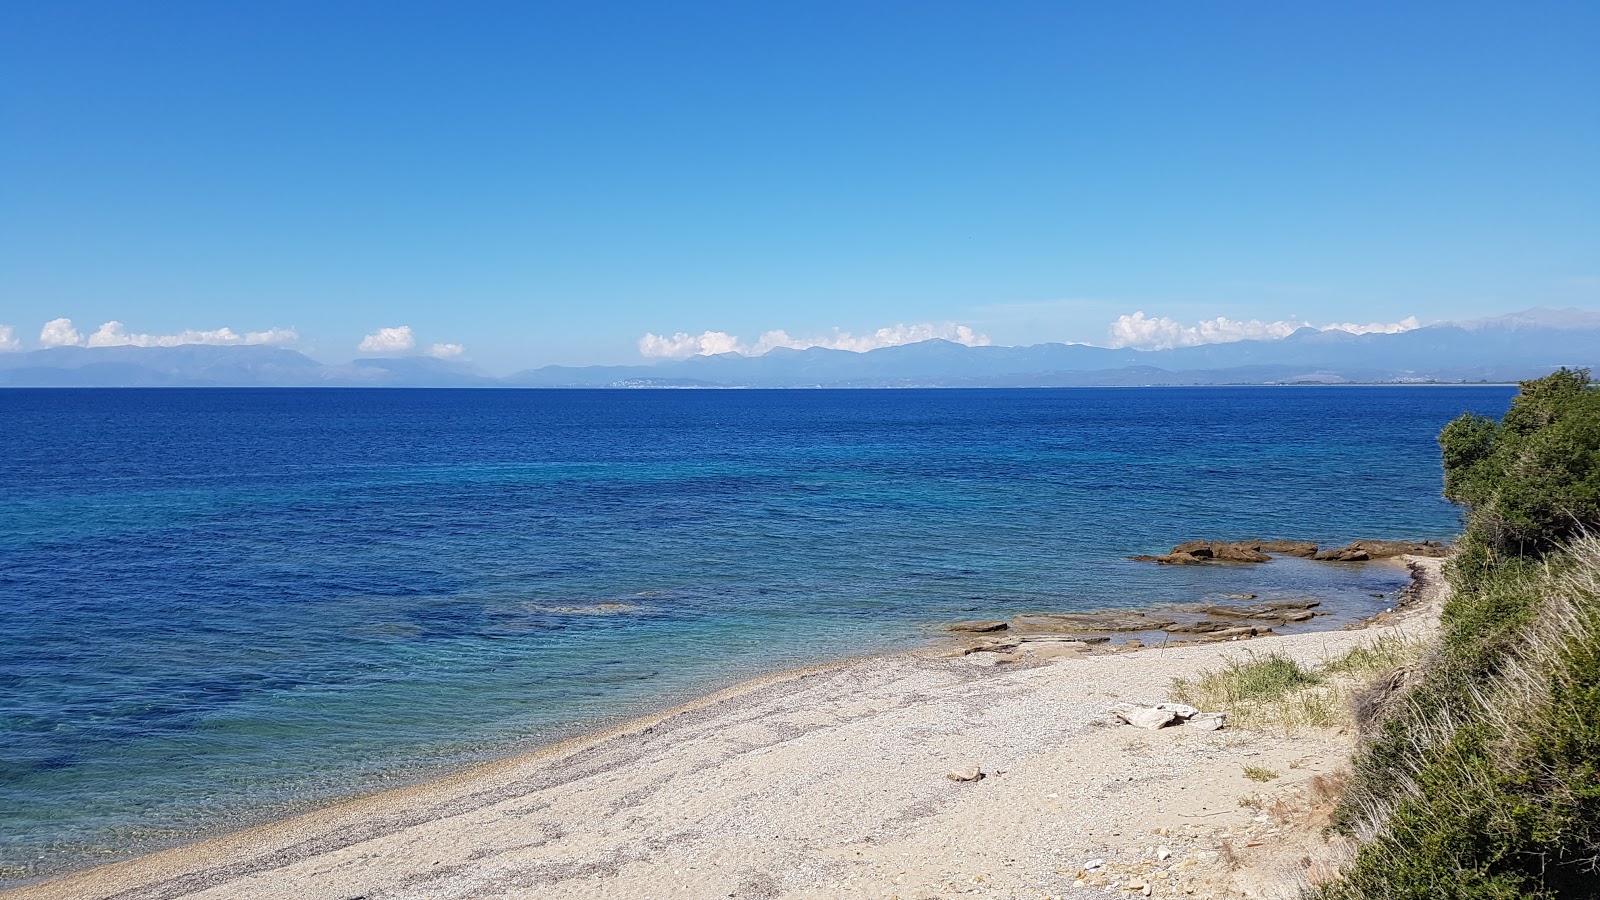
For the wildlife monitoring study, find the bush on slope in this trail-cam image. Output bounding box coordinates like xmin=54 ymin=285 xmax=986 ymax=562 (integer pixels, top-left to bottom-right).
xmin=1312 ymin=369 xmax=1600 ymax=899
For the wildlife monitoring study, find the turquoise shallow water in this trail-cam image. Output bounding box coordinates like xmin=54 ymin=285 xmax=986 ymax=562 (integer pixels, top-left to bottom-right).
xmin=0 ymin=386 xmax=1514 ymax=881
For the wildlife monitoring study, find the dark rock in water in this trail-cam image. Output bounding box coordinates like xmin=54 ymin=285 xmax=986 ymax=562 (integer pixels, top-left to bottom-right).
xmin=1314 ymin=540 xmax=1449 ymax=561
xmin=1136 ymin=537 xmax=1446 ymax=565
xmin=1211 ymin=543 xmax=1273 ymax=563
xmin=1134 ymin=539 xmax=1273 ymax=564
xmin=948 ymin=620 xmax=1009 ymax=634
xmin=1252 ymin=540 xmax=1319 ymax=557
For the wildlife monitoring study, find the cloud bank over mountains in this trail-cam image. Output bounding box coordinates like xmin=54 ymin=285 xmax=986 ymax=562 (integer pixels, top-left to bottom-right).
xmin=634 ymin=314 xmax=1425 ymax=360
xmin=638 ymin=322 xmax=991 ymax=359
xmin=0 ymin=307 xmax=1595 ymax=387
xmin=3 ymin=310 xmax=1587 ymax=379
xmin=28 ymin=318 xmax=302 ymax=349
xmin=0 ymin=318 xmax=468 ymax=361
xmin=1106 ymin=312 xmax=1422 ymax=350
xmin=31 ymin=317 xmax=300 ymax=350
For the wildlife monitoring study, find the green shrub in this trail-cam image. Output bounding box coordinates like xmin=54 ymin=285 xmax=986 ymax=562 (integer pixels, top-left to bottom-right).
xmin=1311 ymin=370 xmax=1600 ymax=899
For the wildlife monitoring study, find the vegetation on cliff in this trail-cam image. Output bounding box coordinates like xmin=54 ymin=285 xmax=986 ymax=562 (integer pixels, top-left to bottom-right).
xmin=1312 ymin=369 xmax=1600 ymax=899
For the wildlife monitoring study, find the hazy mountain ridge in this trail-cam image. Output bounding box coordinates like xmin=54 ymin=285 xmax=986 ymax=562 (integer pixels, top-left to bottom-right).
xmin=3 ymin=308 xmax=1596 ymax=388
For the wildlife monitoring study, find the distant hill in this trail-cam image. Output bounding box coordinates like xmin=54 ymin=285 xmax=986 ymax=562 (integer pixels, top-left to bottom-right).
xmin=3 ymin=307 xmax=1597 ymax=388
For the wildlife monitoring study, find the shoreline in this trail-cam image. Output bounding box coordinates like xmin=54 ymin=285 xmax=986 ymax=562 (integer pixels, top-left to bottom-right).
xmin=6 ymin=556 xmax=1440 ymax=900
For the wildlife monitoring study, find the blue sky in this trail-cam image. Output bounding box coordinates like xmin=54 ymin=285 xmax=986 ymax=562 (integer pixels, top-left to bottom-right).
xmin=2 ymin=1 xmax=1596 ymax=372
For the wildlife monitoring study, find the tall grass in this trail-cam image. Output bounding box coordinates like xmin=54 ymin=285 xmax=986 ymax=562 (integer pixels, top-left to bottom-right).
xmin=1308 ymin=537 xmax=1600 ymax=899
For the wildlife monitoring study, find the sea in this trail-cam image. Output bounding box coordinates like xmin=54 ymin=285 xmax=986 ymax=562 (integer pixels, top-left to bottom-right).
xmin=0 ymin=385 xmax=1516 ymax=882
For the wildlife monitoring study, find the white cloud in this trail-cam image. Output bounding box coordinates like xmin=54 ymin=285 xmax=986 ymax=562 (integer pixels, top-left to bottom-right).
xmin=638 ymin=331 xmax=742 ymax=359
xmin=358 ymin=325 xmax=416 ymax=354
xmin=33 ymin=317 xmax=300 ymax=349
xmin=1323 ymin=316 xmax=1422 ymax=336
xmin=39 ymin=318 xmax=84 ymax=347
xmin=428 ymin=342 xmax=466 ymax=359
xmin=85 ymin=320 xmax=299 ymax=348
xmin=637 ymin=322 xmax=991 ymax=359
xmin=0 ymin=325 xmax=20 ymax=352
xmin=1106 ymin=311 xmax=1421 ymax=350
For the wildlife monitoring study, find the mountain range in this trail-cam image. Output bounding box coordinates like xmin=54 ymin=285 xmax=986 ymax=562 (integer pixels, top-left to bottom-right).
xmin=3 ymin=308 xmax=1597 ymax=388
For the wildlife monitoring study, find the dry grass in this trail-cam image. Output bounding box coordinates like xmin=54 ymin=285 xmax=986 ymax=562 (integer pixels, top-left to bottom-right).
xmin=1170 ymin=637 xmax=1426 ymax=734
xmin=1171 ymin=652 xmax=1339 ymax=731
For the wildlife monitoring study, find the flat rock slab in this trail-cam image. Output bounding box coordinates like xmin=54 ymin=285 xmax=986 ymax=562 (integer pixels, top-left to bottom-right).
xmin=1012 ymin=612 xmax=1177 ymax=633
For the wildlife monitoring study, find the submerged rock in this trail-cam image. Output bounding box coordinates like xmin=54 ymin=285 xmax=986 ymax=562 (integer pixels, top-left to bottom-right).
xmin=947 ymin=620 xmax=1009 ymax=634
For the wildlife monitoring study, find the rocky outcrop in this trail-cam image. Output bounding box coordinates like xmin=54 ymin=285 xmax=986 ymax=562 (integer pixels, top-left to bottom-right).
xmin=1313 ymin=540 xmax=1449 ymax=561
xmin=1133 ymin=538 xmax=1448 ymax=565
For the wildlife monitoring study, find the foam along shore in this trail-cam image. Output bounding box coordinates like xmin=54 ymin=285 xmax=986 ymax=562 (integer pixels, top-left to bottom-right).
xmin=8 ymin=558 xmax=1447 ymax=900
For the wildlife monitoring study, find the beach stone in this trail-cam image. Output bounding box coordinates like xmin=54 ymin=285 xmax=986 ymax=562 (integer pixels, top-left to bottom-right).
xmin=948 ymin=620 xmax=1009 ymax=634
xmin=947 ymin=764 xmax=984 ymax=782
xmin=1188 ymin=713 xmax=1227 ymax=731
xmin=1154 ymin=702 xmax=1200 ymax=719
xmin=1114 ymin=706 xmax=1179 ymax=730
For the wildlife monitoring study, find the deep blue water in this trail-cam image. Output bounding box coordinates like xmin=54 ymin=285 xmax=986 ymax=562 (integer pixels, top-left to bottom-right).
xmin=0 ymin=386 xmax=1515 ymax=880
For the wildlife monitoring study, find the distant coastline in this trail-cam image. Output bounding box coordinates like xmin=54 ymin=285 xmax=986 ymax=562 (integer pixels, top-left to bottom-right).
xmin=0 ymin=307 xmax=1594 ymax=387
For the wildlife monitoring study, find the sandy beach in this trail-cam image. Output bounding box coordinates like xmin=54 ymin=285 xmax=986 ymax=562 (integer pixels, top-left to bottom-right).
xmin=7 ymin=559 xmax=1444 ymax=900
